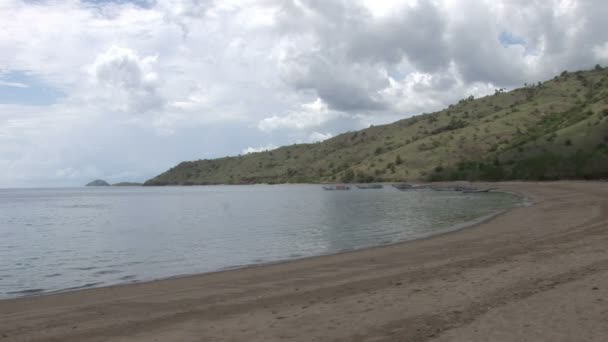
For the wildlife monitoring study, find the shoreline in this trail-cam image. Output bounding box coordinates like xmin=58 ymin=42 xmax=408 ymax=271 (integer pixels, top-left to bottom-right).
xmin=2 ymin=181 xmax=607 ymax=341
xmin=1 ymin=187 xmax=524 ymax=302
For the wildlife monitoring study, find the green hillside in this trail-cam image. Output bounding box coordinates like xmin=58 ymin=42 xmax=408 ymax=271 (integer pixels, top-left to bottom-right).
xmin=145 ymin=66 xmax=608 ymax=185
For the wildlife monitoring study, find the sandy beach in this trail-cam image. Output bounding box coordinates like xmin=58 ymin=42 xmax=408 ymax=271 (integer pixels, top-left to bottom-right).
xmin=1 ymin=181 xmax=607 ymax=341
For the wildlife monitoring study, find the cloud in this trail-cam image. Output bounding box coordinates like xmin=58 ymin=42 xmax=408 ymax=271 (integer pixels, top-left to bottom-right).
xmin=258 ymin=98 xmax=342 ymax=132
xmin=273 ymin=0 xmax=608 ymax=111
xmin=92 ymin=45 xmax=164 ymax=113
xmin=0 ymin=80 xmax=28 ymax=88
xmin=307 ymin=131 xmax=333 ymax=143
xmin=594 ymin=42 xmax=608 ymax=61
xmin=1 ymin=0 xmax=608 ymax=186
xmin=242 ymin=144 xmax=278 ymax=154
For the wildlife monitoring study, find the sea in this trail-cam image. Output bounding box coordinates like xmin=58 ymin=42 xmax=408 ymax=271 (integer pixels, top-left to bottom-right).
xmin=0 ymin=185 xmax=522 ymax=299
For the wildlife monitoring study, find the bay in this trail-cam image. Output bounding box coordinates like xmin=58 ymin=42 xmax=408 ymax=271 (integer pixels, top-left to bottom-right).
xmin=0 ymin=185 xmax=521 ymax=298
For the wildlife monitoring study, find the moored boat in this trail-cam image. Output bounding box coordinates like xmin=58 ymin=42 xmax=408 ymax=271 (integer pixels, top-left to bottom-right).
xmin=462 ymin=188 xmax=496 ymax=193
xmin=356 ymin=184 xmax=383 ymax=189
xmin=323 ymin=184 xmax=351 ymax=190
xmin=430 ymin=185 xmax=474 ymax=191
xmin=394 ymin=184 xmax=430 ymax=191
xmin=391 ymin=183 xmax=413 ymax=190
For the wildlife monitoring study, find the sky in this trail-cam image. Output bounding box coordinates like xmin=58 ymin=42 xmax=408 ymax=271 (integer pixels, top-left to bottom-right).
xmin=1 ymin=0 xmax=608 ymax=187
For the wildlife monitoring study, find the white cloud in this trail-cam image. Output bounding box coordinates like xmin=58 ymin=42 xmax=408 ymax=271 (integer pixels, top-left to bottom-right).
xmin=93 ymin=46 xmax=158 ymax=90
xmin=594 ymin=42 xmax=608 ymax=61
xmin=0 ymin=80 xmax=28 ymax=88
xmin=91 ymin=45 xmax=164 ymax=113
xmin=307 ymin=131 xmax=333 ymax=142
xmin=242 ymin=144 xmax=278 ymax=154
xmin=361 ymin=0 xmax=415 ymax=18
xmin=258 ymin=98 xmax=342 ymax=131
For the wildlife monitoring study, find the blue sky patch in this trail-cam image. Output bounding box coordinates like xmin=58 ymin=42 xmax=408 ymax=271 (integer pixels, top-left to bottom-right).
xmin=499 ymin=31 xmax=526 ymax=47
xmin=0 ymin=71 xmax=64 ymax=106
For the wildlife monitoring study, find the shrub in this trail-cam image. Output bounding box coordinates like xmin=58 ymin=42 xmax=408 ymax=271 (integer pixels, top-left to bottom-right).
xmin=342 ymin=169 xmax=355 ymax=182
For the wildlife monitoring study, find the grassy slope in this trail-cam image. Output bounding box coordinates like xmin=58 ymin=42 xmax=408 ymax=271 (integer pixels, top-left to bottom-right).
xmin=145 ymin=67 xmax=608 ymax=185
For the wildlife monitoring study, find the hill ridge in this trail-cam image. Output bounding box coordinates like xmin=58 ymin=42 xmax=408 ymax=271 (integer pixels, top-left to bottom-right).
xmin=145 ymin=66 xmax=608 ymax=185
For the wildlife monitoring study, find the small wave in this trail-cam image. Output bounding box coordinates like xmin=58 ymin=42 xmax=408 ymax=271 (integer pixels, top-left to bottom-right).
xmin=7 ymin=288 xmax=45 ymax=295
xmin=44 ymin=273 xmax=62 ymax=278
xmin=119 ymin=275 xmax=137 ymax=281
xmin=70 ymin=266 xmax=99 ymax=271
xmin=61 ymin=204 xmax=106 ymax=209
xmin=11 ymin=266 xmax=29 ymax=271
xmin=62 ymin=282 xmax=104 ymax=291
xmin=93 ymin=258 xmax=112 ymax=263
xmin=220 ymin=264 xmax=246 ymax=271
xmin=107 ymin=261 xmax=144 ymax=268
xmin=94 ymin=269 xmax=122 ymax=276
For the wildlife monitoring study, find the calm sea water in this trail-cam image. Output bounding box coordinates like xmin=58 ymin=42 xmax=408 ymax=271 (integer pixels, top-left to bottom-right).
xmin=0 ymin=185 xmax=521 ymax=298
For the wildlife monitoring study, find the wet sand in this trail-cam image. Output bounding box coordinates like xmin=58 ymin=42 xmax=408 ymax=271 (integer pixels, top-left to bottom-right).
xmin=1 ymin=181 xmax=607 ymax=341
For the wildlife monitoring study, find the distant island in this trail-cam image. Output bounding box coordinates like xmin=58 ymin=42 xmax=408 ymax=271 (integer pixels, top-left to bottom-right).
xmin=86 ymin=180 xmax=142 ymax=187
xmin=112 ymin=182 xmax=143 ymax=187
xmin=86 ymin=179 xmax=110 ymax=186
xmin=145 ymin=66 xmax=608 ymax=186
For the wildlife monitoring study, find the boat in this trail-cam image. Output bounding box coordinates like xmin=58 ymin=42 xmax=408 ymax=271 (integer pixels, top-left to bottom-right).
xmin=395 ymin=184 xmax=430 ymax=191
xmin=429 ymin=186 xmax=454 ymax=191
xmin=323 ymin=184 xmax=351 ymax=190
xmin=391 ymin=183 xmax=413 ymax=190
xmin=453 ymin=185 xmax=478 ymax=192
xmin=356 ymin=184 xmax=383 ymax=189
xmin=462 ymin=188 xmax=496 ymax=193
xmin=430 ymin=185 xmax=476 ymax=192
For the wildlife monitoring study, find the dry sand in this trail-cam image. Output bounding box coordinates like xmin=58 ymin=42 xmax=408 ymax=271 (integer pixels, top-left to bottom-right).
xmin=1 ymin=181 xmax=607 ymax=342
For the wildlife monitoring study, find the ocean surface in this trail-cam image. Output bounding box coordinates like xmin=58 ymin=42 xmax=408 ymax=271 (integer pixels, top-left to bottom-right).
xmin=0 ymin=185 xmax=521 ymax=299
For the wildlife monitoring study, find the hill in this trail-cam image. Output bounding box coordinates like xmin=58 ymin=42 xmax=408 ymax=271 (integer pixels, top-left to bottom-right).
xmin=112 ymin=182 xmax=142 ymax=186
xmin=86 ymin=179 xmax=110 ymax=186
xmin=145 ymin=66 xmax=608 ymax=185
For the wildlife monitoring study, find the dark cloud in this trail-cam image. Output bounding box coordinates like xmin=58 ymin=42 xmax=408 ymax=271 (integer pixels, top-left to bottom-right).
xmin=344 ymin=0 xmax=448 ymax=71
xmin=280 ymin=53 xmax=388 ymax=111
xmin=273 ymin=0 xmax=608 ymax=113
xmin=275 ymin=0 xmax=452 ymax=111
